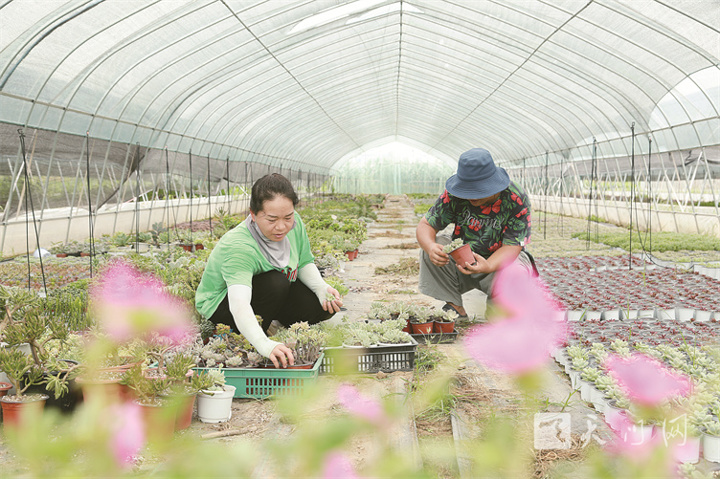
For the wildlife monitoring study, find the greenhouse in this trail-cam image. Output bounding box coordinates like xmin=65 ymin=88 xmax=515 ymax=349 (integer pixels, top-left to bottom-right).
xmin=0 ymin=1 xmax=719 ymax=477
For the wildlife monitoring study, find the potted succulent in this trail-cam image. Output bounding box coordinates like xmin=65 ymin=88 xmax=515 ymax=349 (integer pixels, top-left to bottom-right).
xmin=408 ymin=307 xmax=433 ymax=335
xmin=196 ymin=368 xmax=236 ymax=423
xmin=442 ymin=238 xmax=476 ymax=266
xmin=377 ymin=328 xmax=413 ymax=347
xmin=342 ymin=324 xmax=378 ymax=348
xmin=176 ymin=229 xmax=205 ymax=252
xmin=124 ymin=351 xmax=204 ymax=438
xmin=431 ymin=308 xmax=457 ymax=334
xmin=0 ymin=286 xmax=81 ymax=411
xmin=702 ymin=420 xmax=720 ymax=463
xmin=275 ymin=322 xmax=327 ymax=368
xmin=0 ymin=346 xmax=48 ymax=426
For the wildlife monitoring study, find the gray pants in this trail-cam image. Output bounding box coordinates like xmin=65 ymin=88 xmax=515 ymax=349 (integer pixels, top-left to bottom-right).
xmin=418 ymin=234 xmax=533 ymax=308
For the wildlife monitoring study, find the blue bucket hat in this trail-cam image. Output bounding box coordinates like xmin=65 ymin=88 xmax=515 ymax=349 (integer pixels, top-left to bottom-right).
xmin=445 ymin=148 xmax=510 ymax=199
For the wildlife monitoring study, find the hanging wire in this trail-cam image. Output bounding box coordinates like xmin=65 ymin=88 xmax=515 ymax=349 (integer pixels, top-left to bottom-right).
xmin=165 ymin=147 xmax=171 ymax=249
xmin=543 ymin=151 xmax=548 ymax=240
xmin=559 ymin=154 xmax=564 ymax=238
xmin=189 ymin=149 xmax=194 ymax=248
xmin=629 ymin=122 xmax=636 ymax=270
xmin=18 ymin=129 xmax=47 ymax=296
xmin=134 ymin=143 xmax=140 ymax=253
xmin=207 ymin=154 xmax=212 ymax=232
xmin=85 ymin=132 xmax=95 ymax=277
xmin=225 ymin=156 xmax=230 ymax=214
xmin=586 ymin=138 xmax=597 ymax=250
xmin=647 ymin=136 xmax=653 ymax=254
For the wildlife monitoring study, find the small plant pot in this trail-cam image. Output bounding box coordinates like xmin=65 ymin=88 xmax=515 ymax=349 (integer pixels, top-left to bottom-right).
xmin=286 ymin=362 xmax=314 ymax=370
xmin=197 ymin=385 xmax=236 ymax=424
xmin=171 ymin=394 xmax=196 ymax=430
xmin=703 ymin=433 xmax=720 ymax=463
xmin=410 ymin=321 xmax=433 ymax=335
xmin=56 ymin=253 xmax=68 ymax=258
xmin=672 ymin=435 xmax=700 ymax=464
xmin=433 ymin=320 xmax=455 ymax=334
xmin=0 ymin=382 xmax=11 ymax=398
xmin=448 ymin=244 xmax=476 ymax=267
xmin=136 ymin=399 xmax=176 ymax=443
xmin=1 ymin=394 xmax=49 ymax=428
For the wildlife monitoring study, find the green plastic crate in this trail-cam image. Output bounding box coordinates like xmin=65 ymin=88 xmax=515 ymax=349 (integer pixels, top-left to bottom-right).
xmin=320 ymin=340 xmax=417 ymax=374
xmin=194 ymin=353 xmax=323 ymax=399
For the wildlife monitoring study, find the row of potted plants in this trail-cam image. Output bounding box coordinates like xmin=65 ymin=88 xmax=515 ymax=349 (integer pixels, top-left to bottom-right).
xmin=539 ymin=267 xmax=720 ymax=319
xmin=536 ymin=254 xmax=648 ymax=271
xmin=555 ymin=340 xmax=720 ymax=463
xmin=567 ymin=318 xmax=720 ymax=349
xmin=366 ymin=301 xmax=457 ymax=335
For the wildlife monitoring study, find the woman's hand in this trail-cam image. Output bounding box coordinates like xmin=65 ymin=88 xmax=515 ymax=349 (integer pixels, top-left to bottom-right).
xmin=268 ymin=343 xmax=295 ymax=368
xmin=322 ymin=286 xmax=343 ymax=313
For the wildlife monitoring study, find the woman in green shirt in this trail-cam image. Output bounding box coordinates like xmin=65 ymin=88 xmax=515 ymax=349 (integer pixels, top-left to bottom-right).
xmin=196 ymin=174 xmax=342 ymax=368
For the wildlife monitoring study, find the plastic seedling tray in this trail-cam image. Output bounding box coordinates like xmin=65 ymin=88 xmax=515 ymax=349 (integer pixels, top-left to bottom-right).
xmin=194 ymin=353 xmax=323 ymax=399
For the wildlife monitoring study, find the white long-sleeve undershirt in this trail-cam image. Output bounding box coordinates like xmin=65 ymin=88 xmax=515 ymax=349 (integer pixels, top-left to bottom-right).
xmin=226 ymin=284 xmax=280 ymax=358
xmin=226 ymin=264 xmax=329 ymax=358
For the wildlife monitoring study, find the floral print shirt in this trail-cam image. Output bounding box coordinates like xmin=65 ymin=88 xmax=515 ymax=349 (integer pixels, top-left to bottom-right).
xmin=424 ymin=181 xmax=531 ymax=259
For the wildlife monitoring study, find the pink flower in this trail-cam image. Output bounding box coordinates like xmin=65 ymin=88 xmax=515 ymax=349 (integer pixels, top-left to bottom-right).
xmin=463 ymin=262 xmax=567 ymax=373
xmin=323 ymin=452 xmax=359 ymax=479
xmin=91 ymin=260 xmax=195 ymax=344
xmin=109 ymin=401 xmax=145 ymax=468
xmin=604 ymin=353 xmax=692 ymax=406
xmin=337 ymin=383 xmax=385 ymax=424
xmin=604 ymin=411 xmax=661 ymax=462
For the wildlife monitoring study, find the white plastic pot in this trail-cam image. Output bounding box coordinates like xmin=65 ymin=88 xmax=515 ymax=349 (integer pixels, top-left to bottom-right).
xmin=196 ymin=385 xmax=236 ymax=423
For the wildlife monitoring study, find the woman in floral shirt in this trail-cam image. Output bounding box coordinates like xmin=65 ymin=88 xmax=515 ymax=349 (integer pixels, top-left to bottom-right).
xmin=416 ymin=148 xmax=534 ymax=318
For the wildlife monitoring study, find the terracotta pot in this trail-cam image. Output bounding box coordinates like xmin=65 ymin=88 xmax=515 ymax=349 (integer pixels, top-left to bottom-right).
xmin=286 ymin=362 xmax=314 ymax=370
xmin=433 ymin=320 xmax=455 ymax=334
xmin=171 ymin=394 xmax=196 ymax=430
xmin=56 ymin=253 xmax=68 ymax=258
xmin=1 ymin=394 xmax=49 ymax=427
xmin=448 ymin=244 xmax=476 ymax=267
xmin=137 ymin=400 xmax=175 ymax=442
xmin=410 ymin=321 xmax=433 ymax=335
xmin=0 ymin=382 xmax=11 ymax=398
xmin=75 ymin=375 xmax=134 ymax=404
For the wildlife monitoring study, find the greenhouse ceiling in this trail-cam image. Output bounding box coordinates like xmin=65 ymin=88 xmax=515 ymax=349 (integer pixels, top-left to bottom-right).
xmin=0 ymin=0 xmax=718 ymax=173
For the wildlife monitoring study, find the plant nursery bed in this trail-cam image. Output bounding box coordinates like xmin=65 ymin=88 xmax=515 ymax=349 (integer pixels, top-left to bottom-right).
xmin=320 ymin=340 xmax=418 ymax=374
xmin=410 ymin=332 xmax=458 ymax=344
xmin=193 ymin=353 xmax=323 ymax=399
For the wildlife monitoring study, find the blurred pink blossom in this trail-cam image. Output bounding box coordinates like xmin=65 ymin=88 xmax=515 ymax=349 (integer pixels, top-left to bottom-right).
xmin=323 ymin=452 xmax=359 ymax=479
xmin=91 ymin=260 xmax=195 ymax=344
xmin=463 ymin=262 xmax=567 ymax=373
xmin=109 ymin=401 xmax=145 ymax=468
xmin=337 ymin=383 xmax=385 ymax=424
xmin=604 ymin=353 xmax=692 ymax=406
xmin=604 ymin=411 xmax=661 ymax=462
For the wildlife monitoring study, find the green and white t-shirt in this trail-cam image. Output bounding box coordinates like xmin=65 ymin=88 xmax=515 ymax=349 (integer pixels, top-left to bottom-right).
xmin=195 ymin=212 xmax=315 ymax=319
xmin=424 ymin=181 xmax=531 ymax=259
